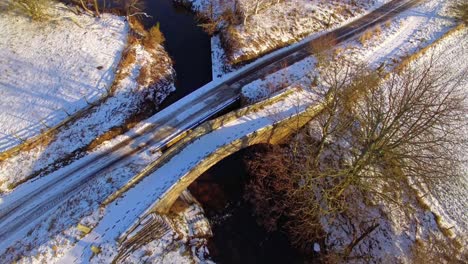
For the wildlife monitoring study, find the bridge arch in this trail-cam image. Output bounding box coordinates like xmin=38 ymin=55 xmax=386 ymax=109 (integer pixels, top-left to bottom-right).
xmin=104 ymin=87 xmax=327 ymax=216
xmin=152 ymin=96 xmax=326 ymax=214
xmin=153 ymin=126 xmax=288 ymax=214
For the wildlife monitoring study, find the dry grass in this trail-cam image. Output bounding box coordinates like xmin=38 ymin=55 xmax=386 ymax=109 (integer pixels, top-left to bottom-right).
xmin=120 ymin=46 xmax=137 ymax=69
xmin=114 ymin=42 xmax=137 ymax=84
xmin=411 ymin=236 xmax=467 ymax=263
xmin=359 ymin=29 xmax=373 ymax=45
xmin=0 ymin=132 xmax=54 ymax=162
xmin=359 ymin=25 xmax=381 ymax=45
xmin=374 ymin=25 xmax=382 ymax=35
xmin=128 ymin=16 xmax=146 ymax=36
xmin=385 ymin=20 xmax=392 ymax=28
xmin=7 ymin=0 xmax=54 ymax=21
xmin=136 ymin=64 xmax=151 ymax=85
xmin=87 ymin=117 xmax=142 ymax=151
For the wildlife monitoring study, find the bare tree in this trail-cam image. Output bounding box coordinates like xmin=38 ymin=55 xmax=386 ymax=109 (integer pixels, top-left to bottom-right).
xmin=286 ymin=54 xmax=466 ymax=248
xmin=237 ymin=0 xmax=282 ymax=24
xmin=244 ymin=53 xmax=467 ymax=257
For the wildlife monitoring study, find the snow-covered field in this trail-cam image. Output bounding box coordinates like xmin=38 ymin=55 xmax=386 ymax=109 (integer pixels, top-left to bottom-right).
xmin=408 ymin=27 xmax=468 ymax=240
xmin=0 ymin=15 xmax=175 ymax=194
xmin=344 ymin=0 xmax=457 ymax=68
xmin=339 ymin=0 xmax=468 ymax=244
xmin=0 ymin=2 xmax=128 ymax=151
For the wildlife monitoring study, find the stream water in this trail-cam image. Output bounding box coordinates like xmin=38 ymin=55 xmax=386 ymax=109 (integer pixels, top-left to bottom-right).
xmin=189 ymin=149 xmax=306 ymax=264
xmin=142 ymin=0 xmax=213 ymax=108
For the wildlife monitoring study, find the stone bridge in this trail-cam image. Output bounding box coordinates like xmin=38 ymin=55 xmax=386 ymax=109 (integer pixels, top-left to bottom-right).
xmin=107 ymin=86 xmax=329 ymax=218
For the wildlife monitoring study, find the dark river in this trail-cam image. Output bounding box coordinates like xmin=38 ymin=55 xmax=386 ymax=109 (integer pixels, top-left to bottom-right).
xmin=189 ymin=149 xmax=306 ymax=264
xmin=142 ymin=0 xmax=213 ymax=108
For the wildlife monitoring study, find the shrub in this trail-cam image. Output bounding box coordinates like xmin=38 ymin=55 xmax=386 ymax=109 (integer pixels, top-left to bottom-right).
xmin=8 ymin=0 xmax=54 ymax=21
xmin=374 ymin=24 xmax=382 ymax=36
xmin=142 ymin=23 xmax=165 ymax=49
xmin=385 ymin=20 xmax=392 ymax=28
xmin=359 ymin=29 xmax=373 ymax=45
xmin=359 ymin=25 xmax=382 ymax=45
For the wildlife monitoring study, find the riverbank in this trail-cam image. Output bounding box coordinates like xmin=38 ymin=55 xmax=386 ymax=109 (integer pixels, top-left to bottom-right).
xmin=177 ymin=0 xmax=391 ymax=69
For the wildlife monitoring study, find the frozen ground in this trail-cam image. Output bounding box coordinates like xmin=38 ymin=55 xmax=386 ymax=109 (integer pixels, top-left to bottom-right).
xmin=407 ymin=28 xmax=468 ymax=240
xmin=341 ymin=0 xmax=468 ymax=242
xmin=0 ymin=2 xmax=128 ymax=151
xmin=343 ymin=0 xmax=457 ymax=68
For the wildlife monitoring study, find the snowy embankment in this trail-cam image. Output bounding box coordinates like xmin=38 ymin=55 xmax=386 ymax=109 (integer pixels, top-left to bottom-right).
xmin=225 ymin=0 xmax=391 ymax=64
xmin=0 ymin=3 xmax=128 ymax=151
xmin=241 ymin=0 xmax=458 ymax=101
xmin=407 ymin=28 xmax=468 ymax=240
xmin=0 ymin=7 xmax=175 ymax=194
xmin=178 ymin=0 xmax=392 ymax=78
xmin=341 ymin=0 xmax=468 ymax=244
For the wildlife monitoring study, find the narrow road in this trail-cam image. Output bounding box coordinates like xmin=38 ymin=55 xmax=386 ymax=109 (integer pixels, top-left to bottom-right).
xmin=0 ymin=0 xmax=420 ymax=254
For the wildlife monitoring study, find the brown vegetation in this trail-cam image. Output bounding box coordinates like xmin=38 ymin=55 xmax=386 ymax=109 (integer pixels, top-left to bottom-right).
xmin=411 ymin=235 xmax=467 ymax=263
xmin=359 ymin=25 xmax=381 ymax=45
xmin=243 ymin=144 xmax=293 ymax=231
xmin=142 ymin=24 xmax=165 ymax=50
